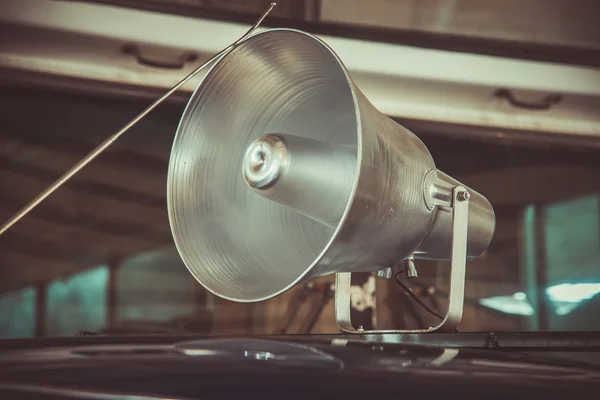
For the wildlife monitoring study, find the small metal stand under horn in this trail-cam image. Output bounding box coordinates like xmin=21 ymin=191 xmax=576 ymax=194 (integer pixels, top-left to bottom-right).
xmin=336 ymin=184 xmax=471 ymax=334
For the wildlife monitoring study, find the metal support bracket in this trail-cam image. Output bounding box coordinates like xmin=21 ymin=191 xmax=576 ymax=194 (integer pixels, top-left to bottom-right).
xmin=335 ymin=186 xmax=469 ymax=333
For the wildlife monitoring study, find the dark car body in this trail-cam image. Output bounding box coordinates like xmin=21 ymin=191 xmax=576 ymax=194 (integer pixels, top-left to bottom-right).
xmin=1 ymin=332 xmax=599 ymax=399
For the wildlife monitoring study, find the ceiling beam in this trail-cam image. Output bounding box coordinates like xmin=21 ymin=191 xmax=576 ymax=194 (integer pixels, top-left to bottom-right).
xmin=0 ymin=253 xmax=99 ymax=294
xmin=0 ymin=128 xmax=167 ymax=175
xmin=0 ymin=158 xmax=166 ymax=208
xmin=458 ymin=165 xmax=600 ymax=207
xmin=0 ymin=169 xmax=170 ymax=230
xmin=0 ymin=191 xmax=171 ymax=242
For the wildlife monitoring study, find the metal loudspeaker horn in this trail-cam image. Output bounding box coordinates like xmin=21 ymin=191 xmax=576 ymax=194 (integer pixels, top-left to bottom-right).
xmin=167 ymin=29 xmax=495 ymax=333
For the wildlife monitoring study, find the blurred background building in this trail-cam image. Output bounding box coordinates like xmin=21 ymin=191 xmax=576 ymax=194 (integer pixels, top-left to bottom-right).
xmin=0 ymin=0 xmax=599 ymax=338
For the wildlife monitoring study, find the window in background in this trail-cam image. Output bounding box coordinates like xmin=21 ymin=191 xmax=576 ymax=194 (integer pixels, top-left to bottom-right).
xmin=0 ymin=286 xmax=36 ymax=338
xmin=115 ymin=246 xmax=212 ymax=333
xmin=46 ymin=266 xmax=109 ymax=336
xmin=479 ymin=194 xmax=600 ymax=330
xmin=537 ymin=194 xmax=600 ymax=330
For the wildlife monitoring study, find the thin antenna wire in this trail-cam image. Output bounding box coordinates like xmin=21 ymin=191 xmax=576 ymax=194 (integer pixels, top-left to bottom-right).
xmin=0 ymin=3 xmax=276 ymax=237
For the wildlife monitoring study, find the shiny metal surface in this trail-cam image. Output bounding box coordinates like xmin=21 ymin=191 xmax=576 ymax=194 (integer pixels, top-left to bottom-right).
xmin=168 ymin=29 xmax=495 ymax=302
xmin=242 ymin=134 xmax=356 ymax=228
xmin=377 ymin=267 xmax=393 ymax=279
xmin=444 ymin=186 xmax=469 ymax=331
xmin=416 ymin=171 xmax=495 ymax=260
xmin=168 ymin=29 xmax=360 ymax=302
xmin=242 ymin=134 xmax=288 ymax=190
xmin=335 ymin=187 xmax=469 ymax=333
xmin=174 ymin=338 xmax=343 ymax=371
xmin=0 ymin=2 xmax=276 ymax=237
xmin=423 ymin=169 xmax=451 ymax=210
xmin=404 ymin=256 xmax=418 ymax=279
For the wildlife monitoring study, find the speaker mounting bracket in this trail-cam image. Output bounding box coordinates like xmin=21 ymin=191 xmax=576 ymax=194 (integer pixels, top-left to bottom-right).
xmin=335 ymin=186 xmax=469 ymax=334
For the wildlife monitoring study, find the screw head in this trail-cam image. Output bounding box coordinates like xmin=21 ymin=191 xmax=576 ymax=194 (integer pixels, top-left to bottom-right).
xmin=377 ymin=267 xmax=393 ymax=279
xmin=457 ymin=191 xmax=470 ymax=201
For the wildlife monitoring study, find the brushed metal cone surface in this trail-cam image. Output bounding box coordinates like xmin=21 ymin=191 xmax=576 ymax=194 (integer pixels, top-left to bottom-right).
xmin=242 ymin=134 xmax=357 ymax=229
xmin=167 ymin=29 xmax=494 ymax=302
xmin=168 ymin=29 xmax=358 ymax=302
